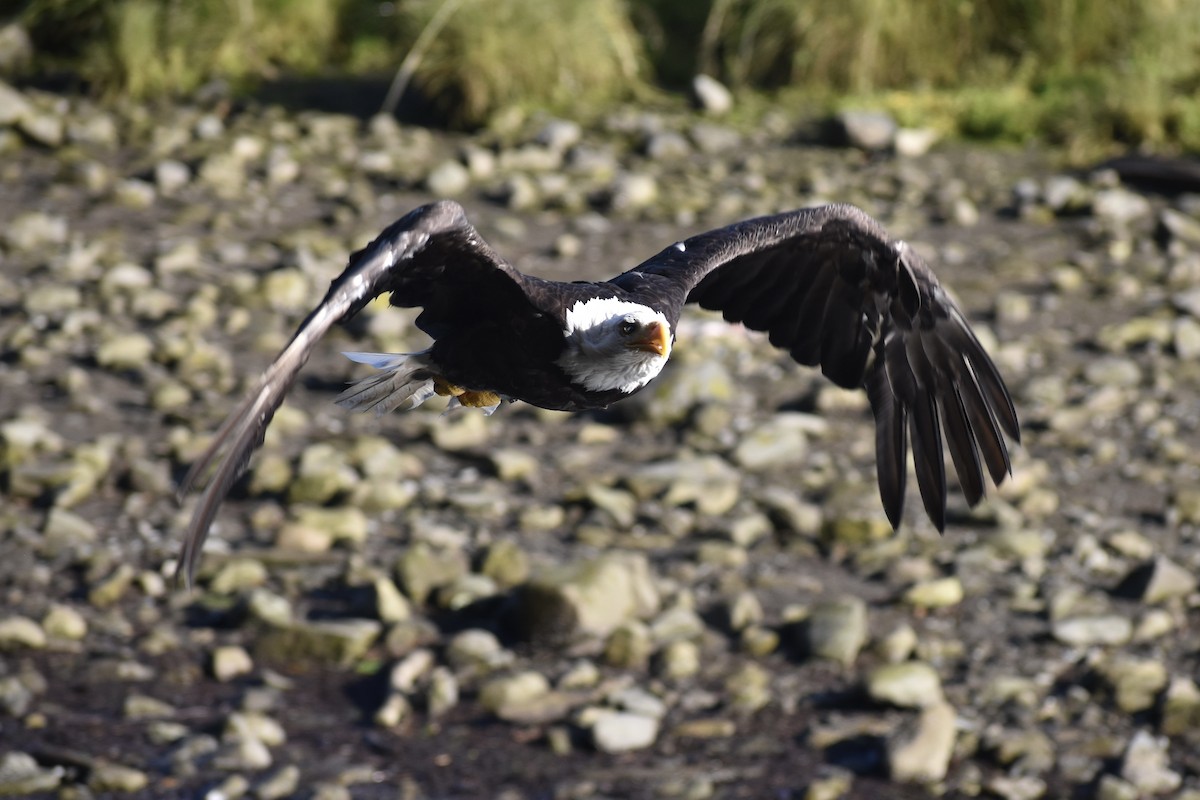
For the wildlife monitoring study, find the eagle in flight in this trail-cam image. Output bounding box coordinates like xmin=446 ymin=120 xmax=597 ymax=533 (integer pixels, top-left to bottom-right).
xmin=177 ymin=201 xmax=1020 ymax=585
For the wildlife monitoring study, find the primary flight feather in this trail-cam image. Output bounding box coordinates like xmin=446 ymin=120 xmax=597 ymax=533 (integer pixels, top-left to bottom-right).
xmin=177 ymin=200 xmax=1020 ymax=585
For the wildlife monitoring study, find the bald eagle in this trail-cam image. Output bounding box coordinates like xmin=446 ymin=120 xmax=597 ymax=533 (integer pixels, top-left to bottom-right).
xmin=177 ymin=201 xmax=1020 ymax=585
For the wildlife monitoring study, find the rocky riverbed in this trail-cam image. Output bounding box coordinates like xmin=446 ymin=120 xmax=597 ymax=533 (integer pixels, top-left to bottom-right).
xmin=2 ymin=81 xmax=1200 ymax=799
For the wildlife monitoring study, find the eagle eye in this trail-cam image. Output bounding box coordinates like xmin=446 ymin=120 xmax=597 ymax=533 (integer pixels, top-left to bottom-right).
xmin=618 ymin=319 xmax=637 ymax=336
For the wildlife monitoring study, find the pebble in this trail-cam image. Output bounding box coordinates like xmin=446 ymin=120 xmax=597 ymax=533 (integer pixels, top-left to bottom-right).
xmin=1092 ymin=188 xmax=1152 ymax=225
xmin=894 ymin=127 xmax=938 ymax=157
xmin=5 ymin=211 xmax=67 ymax=251
xmin=518 ymin=553 xmax=660 ymax=638
xmin=0 ymin=751 xmax=63 ymax=794
xmin=836 ymin=109 xmax=897 ymax=150
xmin=0 ymin=615 xmax=46 ymax=650
xmin=536 ymin=118 xmax=582 ymax=151
xmin=1098 ymin=657 xmax=1168 ymax=713
xmin=480 ymin=671 xmax=550 ymax=717
xmin=866 ymin=662 xmax=945 ymax=709
xmin=802 ymin=597 xmax=869 ymax=666
xmin=1161 ymin=676 xmax=1200 ymax=735
xmin=589 ymin=710 xmax=660 ymax=753
xmin=254 ymin=618 xmax=382 ymax=666
xmin=733 ymin=413 xmax=813 ymax=469
xmin=211 ymin=645 xmax=255 ymax=682
xmin=397 ymin=542 xmax=468 ymax=606
xmin=425 ymin=159 xmax=470 ymax=196
xmin=254 ymin=765 xmax=301 ymax=800
xmin=209 ymin=559 xmax=268 ymax=594
xmin=88 ymin=762 xmax=149 ymax=793
xmin=609 ymin=172 xmax=658 ymax=211
xmin=1119 ymin=730 xmax=1181 ymax=795
xmin=691 ymin=74 xmax=733 ymax=115
xmin=41 ymin=603 xmax=87 ymax=640
xmin=886 ymin=702 xmax=958 ymax=783
xmin=902 ymin=576 xmax=964 ymax=609
xmin=0 ymin=80 xmax=32 ymax=124
xmin=1117 ymin=555 xmax=1196 ymax=604
xmin=1052 ymin=614 xmax=1133 ymax=647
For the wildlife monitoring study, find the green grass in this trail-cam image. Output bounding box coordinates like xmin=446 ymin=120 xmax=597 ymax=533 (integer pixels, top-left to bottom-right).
xmin=14 ymin=0 xmax=1200 ymax=150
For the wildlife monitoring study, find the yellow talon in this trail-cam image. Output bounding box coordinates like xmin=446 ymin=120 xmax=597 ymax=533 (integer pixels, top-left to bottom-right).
xmin=433 ymin=377 xmax=466 ymax=397
xmin=458 ymin=390 xmax=502 ymax=408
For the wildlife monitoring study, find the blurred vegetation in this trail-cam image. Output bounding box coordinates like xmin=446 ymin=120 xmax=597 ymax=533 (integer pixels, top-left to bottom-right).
xmin=11 ymin=0 xmax=1200 ymax=150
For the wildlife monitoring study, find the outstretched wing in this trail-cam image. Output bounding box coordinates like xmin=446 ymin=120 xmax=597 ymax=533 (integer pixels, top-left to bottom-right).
xmin=619 ymin=203 xmax=1020 ymax=530
xmin=176 ymin=200 xmax=532 ymax=585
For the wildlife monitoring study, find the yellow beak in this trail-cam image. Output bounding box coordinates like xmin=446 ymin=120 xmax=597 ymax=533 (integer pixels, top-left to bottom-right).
xmin=630 ymin=321 xmax=670 ymax=356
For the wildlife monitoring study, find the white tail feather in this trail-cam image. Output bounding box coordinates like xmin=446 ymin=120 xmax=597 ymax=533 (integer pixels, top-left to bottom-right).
xmin=336 ymin=351 xmax=437 ymax=416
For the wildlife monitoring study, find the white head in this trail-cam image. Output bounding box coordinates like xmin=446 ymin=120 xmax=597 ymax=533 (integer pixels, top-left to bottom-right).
xmin=556 ymin=297 xmax=673 ymax=394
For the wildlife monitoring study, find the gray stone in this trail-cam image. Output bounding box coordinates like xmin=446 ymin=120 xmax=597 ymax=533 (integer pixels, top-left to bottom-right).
xmin=211 ymin=645 xmax=254 ymax=682
xmin=397 ymin=542 xmax=468 ymax=606
xmin=5 ymin=211 xmax=67 ymax=251
xmin=867 ymin=662 xmax=945 ymax=709
xmin=0 ymin=81 xmax=31 ymax=130
xmin=518 ymin=553 xmax=660 ymax=639
xmin=903 ymin=576 xmax=964 ymax=609
xmin=605 ymin=620 xmax=653 ymax=669
xmin=1052 ymin=614 xmax=1133 ymax=646
xmin=1158 ymin=208 xmax=1200 ymax=246
xmin=255 ymin=618 xmax=382 ymax=666
xmin=887 ymin=702 xmax=958 ymax=783
xmin=689 ymin=122 xmax=741 ymax=154
xmin=89 ymin=762 xmax=150 ymax=793
xmin=255 ymin=765 xmax=301 ymax=800
xmin=0 ymin=752 xmax=63 ymax=795
xmin=894 ymin=127 xmax=938 ymax=157
xmin=656 ymin=638 xmax=700 ymax=679
xmin=0 ymin=676 xmax=34 ymax=717
xmin=1119 ymin=730 xmax=1181 ymax=795
xmin=155 ymin=159 xmax=190 ymax=195
xmin=1042 ymin=175 xmax=1089 ymax=213
xmin=425 ymin=159 xmax=470 ymax=196
xmin=1117 ymin=555 xmax=1196 ymax=604
xmin=43 ymin=508 xmax=96 ymax=547
xmin=1098 ymin=657 xmax=1168 ymax=713
xmin=427 ymin=666 xmax=459 ymax=716
xmin=0 ymin=24 xmax=33 ymax=73
xmin=390 ymin=648 xmax=435 ymax=694
xmin=836 ymin=109 xmax=897 ymax=150
xmin=734 ymin=413 xmax=818 ymax=469
xmin=610 ymin=686 xmax=667 ymax=719
xmin=802 ymin=597 xmax=868 ymax=666
xmin=726 ymin=662 xmax=772 ymax=713
xmin=644 ymin=130 xmax=691 ymax=161
xmin=536 ymin=118 xmax=582 ymax=151
xmin=609 ymin=172 xmax=658 ymax=212
xmin=445 ymin=628 xmax=512 ymax=673
xmin=0 ymin=615 xmax=45 ymax=650
xmin=226 ymin=710 xmax=286 ymax=746
xmin=691 ymin=74 xmax=733 ymax=115
xmin=986 ymin=775 xmax=1048 ymax=800
xmin=650 ymin=606 xmax=705 ymax=644
xmin=17 ymin=110 xmax=63 ymax=147
xmin=123 ymin=693 xmax=176 ymax=720
xmin=479 ymin=671 xmax=572 ymax=724
xmin=213 ymin=734 xmax=273 ymax=771
xmin=209 ymin=558 xmax=268 ymax=595
xmin=1093 ymin=188 xmax=1152 ymax=225
xmin=1161 ymin=676 xmax=1200 ymax=736
xmin=41 ymin=604 xmax=87 ymax=642
xmin=589 ymin=709 xmax=660 ymax=753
